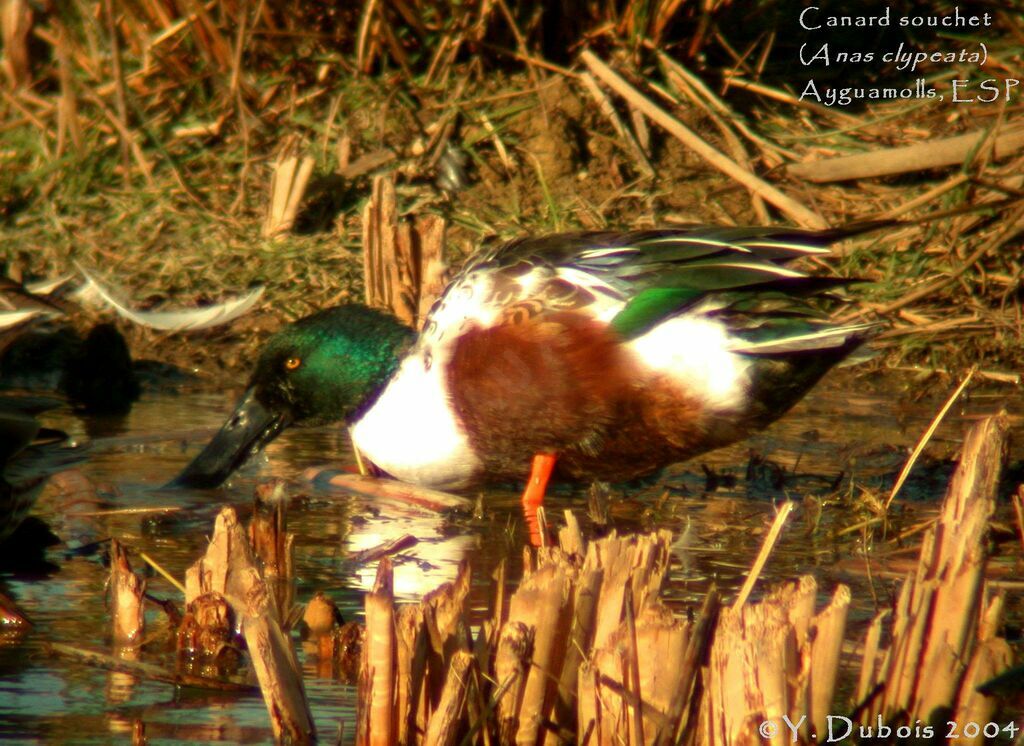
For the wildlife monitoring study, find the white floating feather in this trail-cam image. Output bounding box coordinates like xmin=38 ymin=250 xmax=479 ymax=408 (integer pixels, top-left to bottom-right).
xmin=0 ymin=310 xmax=42 ymax=330
xmin=75 ymin=265 xmax=264 ymax=332
xmin=24 ymin=274 xmax=76 ymax=296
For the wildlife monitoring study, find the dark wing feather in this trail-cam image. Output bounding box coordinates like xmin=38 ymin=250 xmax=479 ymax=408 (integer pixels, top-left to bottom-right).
xmin=445 ymin=225 xmax=885 ymax=342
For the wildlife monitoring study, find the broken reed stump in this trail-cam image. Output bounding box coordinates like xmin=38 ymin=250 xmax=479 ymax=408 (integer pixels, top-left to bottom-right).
xmin=263 ymin=137 xmax=315 ymax=238
xmin=355 ymin=523 xmax=716 ymax=746
xmin=249 ymin=480 xmax=295 ymax=623
xmin=362 ymin=173 xmax=447 ymax=329
xmin=857 ymin=415 xmax=1011 ymax=734
xmin=701 ymin=577 xmax=850 ymax=745
xmin=351 ymin=416 xmax=1015 ymax=745
xmin=109 ymin=538 xmax=145 ymax=645
xmin=183 ymin=505 xmax=315 ymax=744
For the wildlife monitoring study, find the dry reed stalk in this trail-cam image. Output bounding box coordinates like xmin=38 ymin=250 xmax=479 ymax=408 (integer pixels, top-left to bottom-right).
xmin=508 ymin=562 xmax=574 ymax=744
xmin=248 ymin=480 xmax=294 ymax=622
xmin=656 ymin=50 xmax=788 ymax=167
xmin=552 ymin=555 xmax=600 ymax=732
xmin=854 ymin=610 xmax=889 ymax=709
xmin=585 ymin=530 xmax=674 ymax=653
xmin=183 ymin=507 xmax=314 ymax=741
xmin=356 ymin=0 xmax=381 ymax=73
xmin=184 ymin=0 xmax=232 ymax=70
xmin=414 ymin=214 xmax=448 ymax=325
xmin=579 ymin=71 xmax=655 ymax=178
xmin=885 ymin=368 xmax=976 ymax=509
xmin=184 ymin=506 xmax=258 ymax=608
xmin=654 ymin=54 xmax=772 ymax=221
xmin=494 ymin=621 xmax=534 ymax=741
xmin=110 ymin=539 xmax=145 ymax=644
xmin=363 ymin=173 xmax=412 ymax=325
xmin=422 ymin=650 xmax=475 ymax=746
xmin=423 ymin=559 xmax=472 ymax=663
xmin=649 ymin=0 xmax=687 ymax=45
xmin=571 ymin=530 xmax=714 ymax=746
xmin=955 ymin=636 xmax=1013 ymax=746
xmin=354 ymin=525 xmax=722 ymax=744
xmin=477 ymin=112 xmax=514 ymax=172
xmin=806 ymin=586 xmax=850 ymax=739
xmin=0 ymin=0 xmax=33 ymax=88
xmin=860 ymin=416 xmax=1010 ymax=724
xmin=580 ymin=50 xmax=827 ymax=230
xmin=357 ymin=557 xmax=473 ymax=745
xmin=359 ymin=557 xmax=397 ymax=746
xmin=732 ymin=501 xmax=795 ymax=609
xmin=1013 ymin=487 xmax=1024 ymax=553
xmin=242 ymin=569 xmax=316 ymax=744
xmin=263 ymin=139 xmax=315 ymax=238
xmin=702 ymin=576 xmax=850 ymax=746
xmin=362 ymin=174 xmax=448 ymax=329
xmin=674 ymin=591 xmax=720 ymax=744
xmin=629 ymin=106 xmax=651 ymax=152
xmin=789 ymin=126 xmax=1024 ymax=183
xmin=54 ymin=21 xmax=84 ymax=156
xmin=227 ymin=0 xmax=250 ymax=96
xmin=102 ymin=0 xmax=131 ymax=184
xmin=395 ymin=604 xmax=427 ymax=743
xmin=581 ymin=601 xmax=693 ymax=746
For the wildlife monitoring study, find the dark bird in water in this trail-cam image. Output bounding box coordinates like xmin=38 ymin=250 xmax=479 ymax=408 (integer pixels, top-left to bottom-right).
xmin=0 ymin=396 xmax=82 ymax=546
xmin=1 ymin=322 xmax=140 ymax=415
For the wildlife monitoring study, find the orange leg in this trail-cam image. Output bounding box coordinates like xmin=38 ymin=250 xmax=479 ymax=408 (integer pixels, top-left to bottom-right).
xmin=521 ymin=452 xmax=557 ymax=506
xmin=521 ymin=452 xmax=557 ymax=547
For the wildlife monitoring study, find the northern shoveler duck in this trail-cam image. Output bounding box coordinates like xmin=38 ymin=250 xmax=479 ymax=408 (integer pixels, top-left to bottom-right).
xmin=171 ymin=226 xmax=879 ymax=513
xmin=0 ymin=396 xmax=78 ymax=545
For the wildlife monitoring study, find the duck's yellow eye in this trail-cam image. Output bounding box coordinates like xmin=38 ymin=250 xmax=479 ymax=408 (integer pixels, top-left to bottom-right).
xmin=285 ymin=357 xmax=302 ymax=370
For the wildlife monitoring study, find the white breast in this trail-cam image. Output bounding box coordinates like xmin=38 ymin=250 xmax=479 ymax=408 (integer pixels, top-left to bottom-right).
xmin=350 ymin=349 xmax=482 ymax=489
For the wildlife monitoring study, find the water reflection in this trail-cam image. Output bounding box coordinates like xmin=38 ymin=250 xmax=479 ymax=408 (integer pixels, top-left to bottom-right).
xmin=0 ymin=373 xmax=1020 ymax=742
xmin=340 ymin=497 xmax=479 ymax=599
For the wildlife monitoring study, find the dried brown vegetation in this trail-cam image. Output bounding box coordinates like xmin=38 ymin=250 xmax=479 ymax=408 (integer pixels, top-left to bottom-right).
xmin=0 ymin=1 xmax=1021 ymax=378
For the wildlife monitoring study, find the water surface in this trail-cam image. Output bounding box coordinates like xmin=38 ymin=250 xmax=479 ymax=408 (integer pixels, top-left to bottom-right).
xmin=1 ymin=372 xmax=1021 ymax=743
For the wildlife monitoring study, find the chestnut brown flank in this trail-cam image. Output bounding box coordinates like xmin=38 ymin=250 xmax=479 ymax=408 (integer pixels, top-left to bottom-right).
xmin=447 ymin=312 xmax=735 ymax=482
xmin=448 ymin=312 xmax=630 ymax=476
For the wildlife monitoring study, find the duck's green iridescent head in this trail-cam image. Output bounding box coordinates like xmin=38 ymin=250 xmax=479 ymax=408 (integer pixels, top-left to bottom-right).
xmin=169 ymin=305 xmax=413 ymax=489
